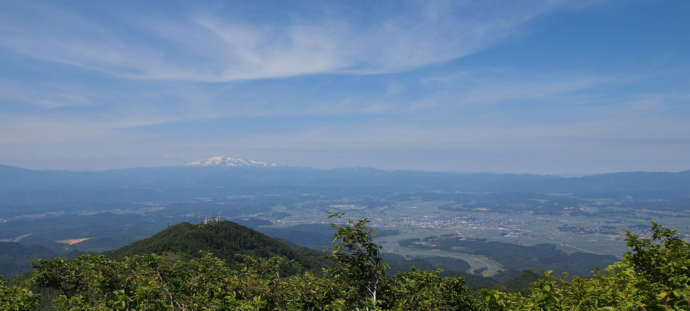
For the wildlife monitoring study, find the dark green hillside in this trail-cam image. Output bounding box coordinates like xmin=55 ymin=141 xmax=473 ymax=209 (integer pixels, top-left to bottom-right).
xmin=497 ymin=270 xmax=542 ymax=291
xmin=106 ymin=221 xmax=326 ymax=272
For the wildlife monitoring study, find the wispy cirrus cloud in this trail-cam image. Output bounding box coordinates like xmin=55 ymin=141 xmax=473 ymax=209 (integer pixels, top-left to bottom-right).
xmin=0 ymin=1 xmax=590 ymax=82
xmin=0 ymin=80 xmax=97 ymax=109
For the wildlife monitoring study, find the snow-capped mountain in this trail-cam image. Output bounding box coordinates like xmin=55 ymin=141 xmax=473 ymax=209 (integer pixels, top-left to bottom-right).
xmin=185 ymin=156 xmax=279 ymax=168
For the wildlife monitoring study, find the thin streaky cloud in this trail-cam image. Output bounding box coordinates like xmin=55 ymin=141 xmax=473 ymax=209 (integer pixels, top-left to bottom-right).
xmin=0 ymin=1 xmax=590 ymax=82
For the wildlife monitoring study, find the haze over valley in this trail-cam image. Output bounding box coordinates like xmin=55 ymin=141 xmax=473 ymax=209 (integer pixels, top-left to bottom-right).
xmin=2 ymin=157 xmax=688 ymax=281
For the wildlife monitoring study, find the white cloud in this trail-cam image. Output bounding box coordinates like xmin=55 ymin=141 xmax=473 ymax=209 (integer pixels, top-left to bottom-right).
xmin=0 ymin=1 xmax=592 ymax=81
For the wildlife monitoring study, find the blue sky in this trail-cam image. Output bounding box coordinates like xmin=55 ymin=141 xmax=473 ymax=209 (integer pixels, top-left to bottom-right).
xmin=0 ymin=0 xmax=689 ymax=174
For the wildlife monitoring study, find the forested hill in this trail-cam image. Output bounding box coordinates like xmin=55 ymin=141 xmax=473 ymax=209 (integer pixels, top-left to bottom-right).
xmin=106 ymin=221 xmax=326 ymax=272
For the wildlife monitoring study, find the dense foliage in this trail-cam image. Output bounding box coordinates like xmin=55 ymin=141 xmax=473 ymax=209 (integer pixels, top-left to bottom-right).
xmin=0 ymin=277 xmax=39 ymax=311
xmin=0 ymin=220 xmax=688 ymax=310
xmin=482 ymin=222 xmax=690 ymax=310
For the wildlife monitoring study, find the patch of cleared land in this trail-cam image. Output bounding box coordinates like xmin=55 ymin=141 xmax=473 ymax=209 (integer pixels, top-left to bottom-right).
xmin=57 ymin=237 xmax=90 ymax=245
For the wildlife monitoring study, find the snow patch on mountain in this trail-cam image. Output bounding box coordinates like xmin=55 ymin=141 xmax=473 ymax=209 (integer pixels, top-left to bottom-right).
xmin=185 ymin=156 xmax=279 ymax=168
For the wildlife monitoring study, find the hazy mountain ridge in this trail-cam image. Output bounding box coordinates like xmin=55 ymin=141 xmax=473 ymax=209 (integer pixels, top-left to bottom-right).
xmin=1 ymin=164 xmax=689 ymax=201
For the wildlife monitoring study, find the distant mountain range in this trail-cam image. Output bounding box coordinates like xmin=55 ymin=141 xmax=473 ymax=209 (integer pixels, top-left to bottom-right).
xmin=1 ymin=163 xmax=689 ymax=206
